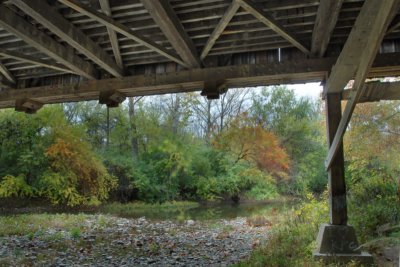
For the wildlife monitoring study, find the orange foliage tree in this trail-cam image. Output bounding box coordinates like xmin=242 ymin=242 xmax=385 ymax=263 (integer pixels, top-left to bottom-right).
xmin=213 ymin=114 xmax=289 ymax=181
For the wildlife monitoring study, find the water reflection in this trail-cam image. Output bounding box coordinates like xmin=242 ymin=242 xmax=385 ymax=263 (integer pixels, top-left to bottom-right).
xmin=111 ymin=201 xmax=296 ymax=221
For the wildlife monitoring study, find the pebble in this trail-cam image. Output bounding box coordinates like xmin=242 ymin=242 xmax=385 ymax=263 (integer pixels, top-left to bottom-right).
xmin=0 ymin=215 xmax=269 ymax=266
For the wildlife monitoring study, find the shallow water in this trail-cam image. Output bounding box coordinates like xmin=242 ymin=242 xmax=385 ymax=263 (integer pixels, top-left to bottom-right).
xmin=0 ymin=198 xmax=298 ymax=222
xmin=108 ymin=200 xmax=297 ymax=221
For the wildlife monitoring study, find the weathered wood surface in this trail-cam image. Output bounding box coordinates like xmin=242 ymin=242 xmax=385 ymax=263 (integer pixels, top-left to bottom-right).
xmin=0 ymin=49 xmax=74 ymax=73
xmin=311 ymin=0 xmax=344 ymax=57
xmin=200 ymin=0 xmax=240 ymax=60
xmin=342 ymin=81 xmax=400 ymax=102
xmin=0 ymin=5 xmax=98 ymax=79
xmin=58 ymin=0 xmax=188 ymax=67
xmin=237 ymin=0 xmax=310 ymax=54
xmin=11 ymin=0 xmax=123 ymax=78
xmin=1 ymin=53 xmax=400 ymax=109
xmin=0 ymin=60 xmax=15 ymax=84
xmin=99 ymin=0 xmax=124 ymax=69
xmin=0 ymin=0 xmax=399 ymax=103
xmin=323 ymin=0 xmax=400 ymax=95
xmin=141 ymin=0 xmax=201 ymax=68
xmin=325 ymin=93 xmax=347 ymax=225
xmin=325 ymin=0 xmax=400 ymax=170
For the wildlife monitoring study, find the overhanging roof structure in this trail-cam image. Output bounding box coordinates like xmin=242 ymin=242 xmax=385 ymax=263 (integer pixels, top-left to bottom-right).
xmin=0 ymin=0 xmax=400 ymax=110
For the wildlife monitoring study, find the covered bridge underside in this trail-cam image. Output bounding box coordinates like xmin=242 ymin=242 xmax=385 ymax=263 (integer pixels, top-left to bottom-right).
xmin=0 ymin=0 xmax=400 ymax=263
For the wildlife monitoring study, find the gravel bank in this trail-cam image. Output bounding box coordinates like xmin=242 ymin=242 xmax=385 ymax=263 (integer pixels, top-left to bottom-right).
xmin=0 ymin=215 xmax=269 ymax=266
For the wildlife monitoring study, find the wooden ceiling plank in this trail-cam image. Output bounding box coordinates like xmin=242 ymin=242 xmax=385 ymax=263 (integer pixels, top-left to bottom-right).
xmin=237 ymin=0 xmax=310 ymax=54
xmin=311 ymin=0 xmax=344 ymax=57
xmin=0 ymin=60 xmax=16 ymax=84
xmin=0 ymin=5 xmax=98 ymax=79
xmin=324 ymin=0 xmax=400 ymax=170
xmin=99 ymin=0 xmax=124 ymax=69
xmin=200 ymin=0 xmax=240 ymax=60
xmin=59 ymin=0 xmax=188 ymax=68
xmin=11 ymin=0 xmax=123 ymax=77
xmin=141 ymin=0 xmax=201 ymax=68
xmin=0 ymin=48 xmax=74 ymax=73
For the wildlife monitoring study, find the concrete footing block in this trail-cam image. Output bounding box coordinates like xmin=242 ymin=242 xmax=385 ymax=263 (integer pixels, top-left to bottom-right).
xmin=313 ymin=223 xmax=374 ymax=265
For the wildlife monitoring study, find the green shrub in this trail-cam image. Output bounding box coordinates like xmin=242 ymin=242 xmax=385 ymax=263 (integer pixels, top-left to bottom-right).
xmin=0 ymin=175 xmax=34 ymax=198
xmin=348 ymin=164 xmax=400 ymax=242
xmin=245 ymin=178 xmax=278 ymax=200
xmin=37 ymin=171 xmax=84 ymax=206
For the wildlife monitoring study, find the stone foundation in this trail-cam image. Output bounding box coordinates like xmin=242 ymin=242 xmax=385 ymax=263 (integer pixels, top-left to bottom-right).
xmin=313 ymin=223 xmax=374 ymax=265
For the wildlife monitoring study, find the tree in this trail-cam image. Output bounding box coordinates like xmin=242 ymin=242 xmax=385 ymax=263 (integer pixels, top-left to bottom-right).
xmin=250 ymin=86 xmax=327 ymax=194
xmin=213 ymin=114 xmax=289 ymax=180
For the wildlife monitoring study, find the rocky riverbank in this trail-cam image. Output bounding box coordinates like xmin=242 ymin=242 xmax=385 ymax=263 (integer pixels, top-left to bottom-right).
xmin=0 ymin=215 xmax=269 ymax=266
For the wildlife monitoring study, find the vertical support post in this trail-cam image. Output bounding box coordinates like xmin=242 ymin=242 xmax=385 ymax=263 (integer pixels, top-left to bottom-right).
xmin=325 ymin=93 xmax=347 ymax=225
xmin=314 ymin=93 xmax=373 ymax=265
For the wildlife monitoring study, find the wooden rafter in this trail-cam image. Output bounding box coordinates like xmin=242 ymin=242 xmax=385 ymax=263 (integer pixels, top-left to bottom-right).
xmin=324 ymin=2 xmax=399 ymax=95
xmin=200 ymin=0 xmax=240 ymax=60
xmin=99 ymin=0 xmax=123 ymax=69
xmin=0 ymin=49 xmax=73 ymax=73
xmin=237 ymin=0 xmax=310 ymax=54
xmin=0 ymin=60 xmax=16 ymax=84
xmin=0 ymin=5 xmax=98 ymax=79
xmin=325 ymin=0 xmax=400 ymax=170
xmin=387 ymin=15 xmax=400 ymax=35
xmin=58 ymin=0 xmax=188 ymax=68
xmin=11 ymin=0 xmax=123 ymax=78
xmin=141 ymin=0 xmax=201 ymax=68
xmin=311 ymin=0 xmax=344 ymax=57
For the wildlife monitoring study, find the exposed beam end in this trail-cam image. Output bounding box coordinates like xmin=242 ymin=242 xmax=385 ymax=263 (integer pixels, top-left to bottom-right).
xmin=15 ymin=98 xmax=43 ymax=114
xmin=99 ymin=90 xmax=126 ymax=107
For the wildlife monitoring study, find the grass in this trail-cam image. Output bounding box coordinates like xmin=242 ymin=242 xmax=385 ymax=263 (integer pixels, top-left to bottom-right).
xmin=0 ymin=213 xmax=89 ymax=237
xmin=233 ymin=195 xmax=361 ymax=267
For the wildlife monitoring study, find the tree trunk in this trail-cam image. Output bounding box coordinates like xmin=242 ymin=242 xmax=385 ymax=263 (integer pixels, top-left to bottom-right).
xmin=128 ymin=97 xmax=139 ymax=160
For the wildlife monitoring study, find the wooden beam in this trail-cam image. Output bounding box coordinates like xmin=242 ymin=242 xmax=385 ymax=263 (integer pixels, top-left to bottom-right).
xmin=11 ymin=0 xmax=123 ymax=78
xmin=342 ymin=81 xmax=400 ymax=102
xmin=325 ymin=0 xmax=400 ymax=170
xmin=99 ymin=0 xmax=123 ymax=69
xmin=237 ymin=0 xmax=310 ymax=54
xmin=141 ymin=0 xmax=201 ymax=68
xmin=0 ymin=5 xmax=98 ymax=79
xmin=0 ymin=56 xmax=334 ymax=108
xmin=324 ymin=1 xmax=400 ymax=94
xmin=0 ymin=60 xmax=15 ymax=84
xmin=0 ymin=48 xmax=73 ymax=73
xmin=200 ymin=1 xmax=240 ymax=60
xmin=58 ymin=0 xmax=188 ymax=68
xmin=1 ymin=52 xmax=400 ymax=109
xmin=325 ymin=93 xmax=347 ymax=225
xmin=311 ymin=0 xmax=344 ymax=57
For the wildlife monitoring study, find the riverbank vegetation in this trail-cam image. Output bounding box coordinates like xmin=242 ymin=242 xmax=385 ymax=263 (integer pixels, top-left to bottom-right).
xmin=0 ymin=85 xmax=399 ymax=265
xmin=0 ymin=86 xmax=325 ymax=205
